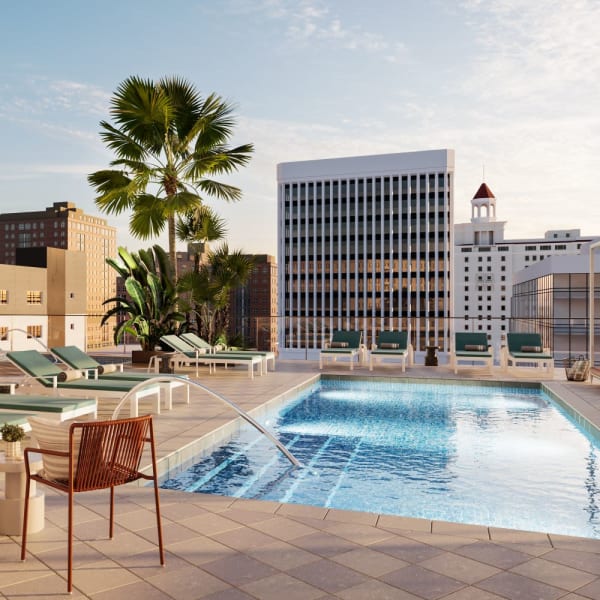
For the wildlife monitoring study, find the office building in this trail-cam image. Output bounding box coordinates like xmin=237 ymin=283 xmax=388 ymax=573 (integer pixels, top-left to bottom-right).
xmin=229 ymin=255 xmax=278 ymax=351
xmin=454 ymin=184 xmax=598 ymax=356
xmin=0 ymin=202 xmax=117 ymax=349
xmin=0 ymin=247 xmax=87 ymax=351
xmin=277 ymin=149 xmax=454 ymax=358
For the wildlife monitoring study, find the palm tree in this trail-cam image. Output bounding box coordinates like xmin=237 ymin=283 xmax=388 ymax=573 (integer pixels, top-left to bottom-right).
xmin=176 ymin=205 xmax=227 ymax=274
xmin=88 ymin=75 xmax=253 ymax=278
xmin=178 ymin=244 xmax=254 ymax=345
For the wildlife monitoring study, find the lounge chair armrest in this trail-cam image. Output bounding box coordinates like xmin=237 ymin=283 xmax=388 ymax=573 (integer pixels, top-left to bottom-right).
xmin=371 ymin=343 xmax=378 ymax=350
xmin=323 ymin=341 xmax=331 ymax=349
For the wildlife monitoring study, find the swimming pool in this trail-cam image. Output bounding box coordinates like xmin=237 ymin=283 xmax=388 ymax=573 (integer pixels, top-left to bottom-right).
xmin=161 ymin=378 xmax=600 ymax=539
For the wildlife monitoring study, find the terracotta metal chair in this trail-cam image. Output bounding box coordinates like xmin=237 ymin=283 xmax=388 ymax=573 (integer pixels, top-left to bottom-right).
xmin=21 ymin=415 xmax=165 ymax=593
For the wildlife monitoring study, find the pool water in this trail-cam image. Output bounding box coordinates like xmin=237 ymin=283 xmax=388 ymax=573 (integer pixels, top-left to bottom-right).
xmin=161 ymin=379 xmax=600 ymax=538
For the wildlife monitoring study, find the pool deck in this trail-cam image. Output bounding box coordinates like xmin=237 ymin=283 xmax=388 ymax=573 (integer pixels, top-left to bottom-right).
xmin=1 ymin=357 xmax=600 ymax=599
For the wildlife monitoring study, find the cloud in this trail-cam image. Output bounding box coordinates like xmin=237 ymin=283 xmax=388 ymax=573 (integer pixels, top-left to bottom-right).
xmin=225 ymin=0 xmax=408 ymax=63
xmin=460 ymin=0 xmax=600 ymax=112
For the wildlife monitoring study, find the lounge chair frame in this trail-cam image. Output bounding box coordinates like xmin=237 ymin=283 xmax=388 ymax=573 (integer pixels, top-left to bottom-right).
xmin=369 ymin=331 xmax=414 ymax=372
xmin=502 ymin=333 xmax=553 ymax=375
xmin=451 ymin=332 xmax=494 ymax=375
xmin=6 ymin=350 xmax=161 ymax=418
xmin=320 ymin=331 xmax=365 ymax=370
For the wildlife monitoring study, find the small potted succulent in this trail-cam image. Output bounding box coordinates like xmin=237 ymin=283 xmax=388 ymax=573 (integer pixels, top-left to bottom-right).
xmin=1 ymin=422 xmax=26 ymax=460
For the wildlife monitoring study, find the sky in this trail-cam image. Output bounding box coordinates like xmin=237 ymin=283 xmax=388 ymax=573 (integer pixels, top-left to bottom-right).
xmin=1 ymin=0 xmax=599 ymax=257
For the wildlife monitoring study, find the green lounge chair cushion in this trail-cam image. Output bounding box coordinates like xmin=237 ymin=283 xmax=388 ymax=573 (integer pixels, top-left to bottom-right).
xmin=0 ymin=396 xmax=96 ymax=414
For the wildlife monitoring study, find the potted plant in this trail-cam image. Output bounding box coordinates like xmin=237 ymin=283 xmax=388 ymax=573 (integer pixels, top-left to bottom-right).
xmin=1 ymin=422 xmax=26 ymax=459
xmin=102 ymin=245 xmax=187 ymax=363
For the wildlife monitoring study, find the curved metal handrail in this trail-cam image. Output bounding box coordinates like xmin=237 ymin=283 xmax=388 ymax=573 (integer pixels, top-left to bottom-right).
xmin=111 ymin=375 xmax=301 ymax=467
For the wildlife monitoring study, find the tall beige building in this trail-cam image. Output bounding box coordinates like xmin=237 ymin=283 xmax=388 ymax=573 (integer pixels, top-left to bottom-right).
xmin=0 ymin=202 xmax=117 ymax=349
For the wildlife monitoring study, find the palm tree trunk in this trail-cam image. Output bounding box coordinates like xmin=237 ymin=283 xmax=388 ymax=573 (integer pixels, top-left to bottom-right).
xmin=168 ymin=216 xmax=177 ymax=280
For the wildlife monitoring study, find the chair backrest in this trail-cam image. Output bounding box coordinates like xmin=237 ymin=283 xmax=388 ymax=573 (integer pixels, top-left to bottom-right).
xmin=7 ymin=350 xmax=62 ymax=387
xmin=52 ymin=346 xmax=99 ymax=371
xmin=507 ymin=333 xmax=543 ymax=353
xmin=330 ymin=330 xmax=362 ymax=349
xmin=160 ymin=335 xmax=196 ymax=354
xmin=455 ymin=332 xmax=488 ymax=352
xmin=180 ymin=333 xmax=213 ymax=350
xmin=71 ymin=416 xmax=151 ymax=492
xmin=376 ymin=331 xmax=408 ymax=350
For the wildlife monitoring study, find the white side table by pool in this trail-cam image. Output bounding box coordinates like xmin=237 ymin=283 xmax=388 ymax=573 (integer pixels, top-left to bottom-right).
xmin=0 ymin=453 xmax=44 ymax=535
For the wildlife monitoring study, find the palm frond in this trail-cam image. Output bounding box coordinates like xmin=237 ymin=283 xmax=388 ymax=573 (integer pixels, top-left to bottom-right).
xmin=195 ymin=179 xmax=242 ymax=202
xmin=129 ymin=195 xmax=167 ymax=238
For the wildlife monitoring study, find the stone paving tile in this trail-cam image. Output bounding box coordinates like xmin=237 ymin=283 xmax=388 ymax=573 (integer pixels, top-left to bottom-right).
xmin=510 ymin=556 xmax=597 ymax=591
xmin=542 ymin=548 xmax=600 ymax=575
xmin=331 ymin=546 xmax=409 ymax=577
xmin=245 ymin=539 xmax=321 ymax=571
xmin=289 ymin=531 xmax=362 ymax=558
xmin=335 ymin=578 xmax=422 ymax=599
xmin=210 ymin=524 xmax=279 ymax=552
xmin=442 ymin=588 xmax=506 ymax=600
xmin=453 ymin=540 xmax=532 ymax=569
xmin=200 ymin=552 xmax=279 ymax=586
xmin=113 ymin=548 xmax=188 ymax=580
xmin=146 ymin=563 xmax=230 ymax=599
xmin=549 ymin=534 xmax=600 ymax=553
xmin=369 ymin=534 xmax=445 ymax=563
xmin=90 ymin=580 xmax=175 ymax=600
xmin=156 ymin=499 xmax=210 ymax=522
xmin=217 ymin=507 xmax=279 ymax=526
xmin=489 ymin=526 xmax=552 ymax=546
xmin=2 ymin=572 xmax=86 ymax=598
xmin=240 ymin=572 xmax=325 ymax=600
xmin=325 ymin=508 xmax=379 ymax=526
xmin=276 ymin=503 xmax=329 ymax=520
xmin=287 ymin=557 xmax=368 ymax=593
xmin=418 ymin=551 xmax=500 ymax=584
xmin=318 ymin=520 xmax=394 ymax=545
xmin=432 ymin=520 xmax=490 ymax=539
xmin=476 ymin=571 xmax=566 ymax=600
xmin=167 ymin=535 xmax=238 ymax=566
xmin=377 ymin=514 xmax=433 ymax=533
xmin=202 ymin=588 xmax=256 ymax=600
xmin=33 ymin=539 xmax=108 ymax=571
xmin=229 ymin=498 xmax=281 ymax=514
xmin=178 ymin=512 xmax=245 ymax=536
xmin=400 ymin=531 xmax=480 ymax=552
xmin=381 ymin=564 xmax=466 ymax=599
xmin=56 ymin=559 xmax=142 ymax=596
xmin=250 ymin=515 xmax=320 ymax=541
xmin=572 ymin=579 xmax=600 ymax=600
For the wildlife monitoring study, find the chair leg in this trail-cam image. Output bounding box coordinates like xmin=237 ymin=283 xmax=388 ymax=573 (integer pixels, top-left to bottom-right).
xmin=20 ymin=473 xmax=31 ymax=561
xmin=68 ymin=491 xmax=74 ymax=593
xmin=109 ymin=486 xmax=115 ymax=538
xmin=153 ymin=478 xmax=165 ymax=566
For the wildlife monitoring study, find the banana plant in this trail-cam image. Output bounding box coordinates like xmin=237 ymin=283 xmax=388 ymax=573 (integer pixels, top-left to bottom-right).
xmin=102 ymin=245 xmax=186 ymax=351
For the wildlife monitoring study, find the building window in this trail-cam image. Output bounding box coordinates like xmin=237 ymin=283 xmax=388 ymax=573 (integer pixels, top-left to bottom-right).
xmin=0 ymin=326 xmax=7 ymax=340
xmin=0 ymin=289 xmax=7 ymax=304
xmin=501 ymin=266 xmax=506 ymax=271
xmin=525 ymin=245 xmax=536 ymax=251
xmin=26 ymin=291 xmax=42 ymax=304
xmin=27 ymin=325 xmax=42 ymax=338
